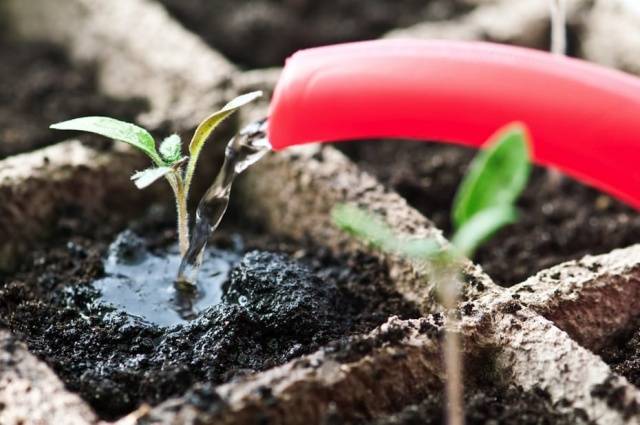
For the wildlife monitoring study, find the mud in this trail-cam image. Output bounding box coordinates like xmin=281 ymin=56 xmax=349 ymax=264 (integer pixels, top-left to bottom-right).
xmin=0 ymin=206 xmax=418 ymax=420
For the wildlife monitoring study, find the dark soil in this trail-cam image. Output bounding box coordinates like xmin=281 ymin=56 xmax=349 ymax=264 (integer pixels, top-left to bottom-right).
xmin=319 ymin=321 xmax=591 ymax=424
xmin=0 ymin=39 xmax=146 ymax=158
xmin=157 ymin=0 xmax=471 ymax=68
xmin=599 ymin=317 xmax=640 ymax=403
xmin=368 ymin=386 xmax=591 ymax=425
xmin=338 ymin=141 xmax=640 ymax=286
xmin=0 ymin=205 xmax=418 ymax=420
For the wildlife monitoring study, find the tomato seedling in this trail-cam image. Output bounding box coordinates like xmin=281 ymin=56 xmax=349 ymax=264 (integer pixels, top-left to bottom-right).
xmin=50 ymin=91 xmax=262 ymax=257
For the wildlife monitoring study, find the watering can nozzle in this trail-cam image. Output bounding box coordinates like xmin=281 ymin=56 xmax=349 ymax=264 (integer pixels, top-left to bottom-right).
xmin=267 ymin=39 xmax=640 ymax=210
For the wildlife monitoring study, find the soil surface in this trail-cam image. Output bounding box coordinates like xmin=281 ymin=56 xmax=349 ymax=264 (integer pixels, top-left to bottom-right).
xmin=600 ymin=316 xmax=640 ymax=390
xmin=0 ymin=205 xmax=419 ymax=420
xmin=158 ymin=0 xmax=470 ymax=67
xmin=0 ymin=39 xmax=146 ymax=158
xmin=368 ymin=385 xmax=591 ymax=425
xmin=338 ymin=141 xmax=640 ymax=286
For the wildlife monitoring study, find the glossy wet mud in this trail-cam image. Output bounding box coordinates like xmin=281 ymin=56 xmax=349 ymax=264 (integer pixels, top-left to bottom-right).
xmin=0 ymin=213 xmax=418 ymax=419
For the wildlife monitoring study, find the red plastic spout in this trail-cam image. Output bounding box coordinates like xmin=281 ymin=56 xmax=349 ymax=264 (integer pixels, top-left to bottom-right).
xmin=268 ymin=39 xmax=640 ymax=210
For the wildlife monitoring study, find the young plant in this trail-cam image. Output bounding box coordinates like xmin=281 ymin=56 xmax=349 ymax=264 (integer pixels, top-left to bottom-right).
xmin=332 ymin=123 xmax=531 ymax=425
xmin=50 ymin=91 xmax=262 ymax=257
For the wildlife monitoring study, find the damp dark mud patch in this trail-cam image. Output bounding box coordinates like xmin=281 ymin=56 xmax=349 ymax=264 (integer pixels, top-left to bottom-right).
xmin=338 ymin=141 xmax=640 ymax=286
xmin=157 ymin=0 xmax=471 ymax=68
xmin=0 ymin=209 xmax=418 ymax=420
xmin=367 ymin=385 xmax=590 ymax=425
xmin=0 ymin=38 xmax=146 ymax=158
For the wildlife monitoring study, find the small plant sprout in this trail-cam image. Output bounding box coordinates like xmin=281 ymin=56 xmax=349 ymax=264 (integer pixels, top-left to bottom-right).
xmin=332 ymin=122 xmax=531 ymax=425
xmin=50 ymin=91 xmax=263 ymax=258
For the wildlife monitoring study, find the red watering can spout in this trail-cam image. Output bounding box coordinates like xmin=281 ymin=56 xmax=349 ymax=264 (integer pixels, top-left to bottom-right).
xmin=267 ymin=39 xmax=640 ymax=210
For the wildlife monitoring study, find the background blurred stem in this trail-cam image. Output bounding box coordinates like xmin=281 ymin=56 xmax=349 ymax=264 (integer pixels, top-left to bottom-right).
xmin=547 ymin=0 xmax=567 ymax=186
xmin=437 ymin=265 xmax=464 ymax=425
xmin=550 ymin=0 xmax=567 ymax=56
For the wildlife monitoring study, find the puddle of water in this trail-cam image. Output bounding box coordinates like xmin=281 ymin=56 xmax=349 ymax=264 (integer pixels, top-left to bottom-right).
xmin=92 ymin=231 xmax=240 ymax=327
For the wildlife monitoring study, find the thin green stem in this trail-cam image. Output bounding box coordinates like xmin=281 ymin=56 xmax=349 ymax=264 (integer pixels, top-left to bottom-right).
xmin=175 ymin=177 xmax=189 ymax=257
xmin=177 ymin=155 xmax=200 ymax=257
xmin=183 ymin=153 xmax=198 ymax=201
xmin=165 ymin=172 xmax=190 ymax=257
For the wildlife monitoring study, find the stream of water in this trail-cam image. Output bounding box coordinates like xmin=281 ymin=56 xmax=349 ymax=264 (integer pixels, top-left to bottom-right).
xmin=176 ymin=119 xmax=271 ymax=287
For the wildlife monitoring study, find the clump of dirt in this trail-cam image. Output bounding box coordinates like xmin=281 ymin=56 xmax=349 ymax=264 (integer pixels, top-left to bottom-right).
xmin=0 ymin=39 xmax=146 ymax=157
xmin=0 ymin=208 xmax=418 ymax=420
xmin=368 ymin=386 xmax=591 ymax=425
xmin=158 ymin=0 xmax=471 ymax=67
xmin=338 ymin=141 xmax=640 ymax=286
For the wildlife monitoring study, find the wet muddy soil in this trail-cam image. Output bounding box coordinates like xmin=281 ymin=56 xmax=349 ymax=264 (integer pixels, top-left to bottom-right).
xmin=338 ymin=141 xmax=640 ymax=286
xmin=157 ymin=0 xmax=470 ymax=67
xmin=0 ymin=206 xmax=419 ymax=420
xmin=369 ymin=385 xmax=590 ymax=425
xmin=0 ymin=39 xmax=146 ymax=158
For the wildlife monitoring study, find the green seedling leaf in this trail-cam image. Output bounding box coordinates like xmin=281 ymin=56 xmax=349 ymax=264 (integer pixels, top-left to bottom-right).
xmin=131 ymin=167 xmax=172 ymax=189
xmin=332 ymin=203 xmax=395 ymax=250
xmin=332 ymin=203 xmax=441 ymax=259
xmin=50 ymin=117 xmax=163 ymax=166
xmin=451 ymin=123 xmax=531 ymax=230
xmin=188 ymin=91 xmax=263 ymax=161
xmin=451 ymin=205 xmax=517 ymax=258
xmin=396 ymin=238 xmax=441 ymax=260
xmin=160 ymin=134 xmax=182 ymax=163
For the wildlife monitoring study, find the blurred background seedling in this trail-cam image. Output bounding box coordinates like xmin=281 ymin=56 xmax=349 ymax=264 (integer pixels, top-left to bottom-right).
xmin=333 ymin=123 xmax=531 ymax=425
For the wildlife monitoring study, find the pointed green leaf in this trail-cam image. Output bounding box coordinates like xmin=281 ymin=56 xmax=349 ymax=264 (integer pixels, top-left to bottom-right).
xmin=452 ymin=123 xmax=531 ymax=230
xmin=160 ymin=134 xmax=182 ymax=163
xmin=51 ymin=117 xmax=163 ymax=165
xmin=452 ymin=205 xmax=517 ymax=258
xmin=332 ymin=204 xmax=395 ymax=251
xmin=395 ymin=238 xmax=441 ymax=260
xmin=332 ymin=203 xmax=440 ymax=259
xmin=188 ymin=91 xmax=263 ymax=160
xmin=131 ymin=167 xmax=172 ymax=189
